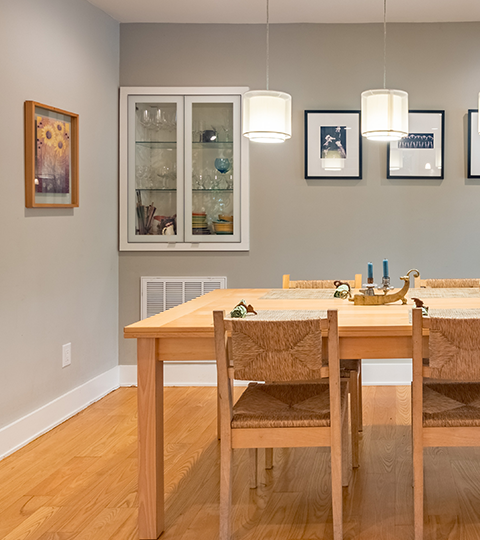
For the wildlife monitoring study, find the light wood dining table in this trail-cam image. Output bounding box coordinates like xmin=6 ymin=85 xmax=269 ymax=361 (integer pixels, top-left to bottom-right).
xmin=124 ymin=287 xmax=480 ymax=539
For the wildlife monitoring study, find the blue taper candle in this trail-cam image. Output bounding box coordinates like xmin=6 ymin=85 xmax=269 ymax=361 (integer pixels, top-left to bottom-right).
xmin=367 ymin=262 xmax=373 ymax=280
xmin=383 ymin=259 xmax=389 ymax=279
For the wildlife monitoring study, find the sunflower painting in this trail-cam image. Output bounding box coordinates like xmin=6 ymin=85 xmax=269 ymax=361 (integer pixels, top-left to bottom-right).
xmin=35 ymin=115 xmax=70 ymax=194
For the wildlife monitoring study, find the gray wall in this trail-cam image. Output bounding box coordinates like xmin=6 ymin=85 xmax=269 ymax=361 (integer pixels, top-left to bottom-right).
xmin=0 ymin=0 xmax=119 ymax=427
xmin=119 ymin=22 xmax=480 ymax=365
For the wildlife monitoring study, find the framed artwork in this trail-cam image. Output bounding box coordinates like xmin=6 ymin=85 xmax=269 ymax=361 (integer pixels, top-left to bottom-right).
xmin=305 ymin=110 xmax=362 ymax=179
xmin=25 ymin=101 xmax=79 ymax=207
xmin=468 ymin=109 xmax=480 ymax=178
xmin=387 ymin=110 xmax=444 ymax=179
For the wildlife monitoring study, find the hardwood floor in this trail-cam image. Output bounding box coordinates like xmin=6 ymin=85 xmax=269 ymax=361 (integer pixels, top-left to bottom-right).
xmin=1 ymin=385 xmax=480 ymax=539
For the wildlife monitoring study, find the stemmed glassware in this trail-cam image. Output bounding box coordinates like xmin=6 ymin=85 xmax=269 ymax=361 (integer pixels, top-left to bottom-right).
xmin=157 ymin=162 xmax=177 ymax=189
xmin=214 ymin=157 xmax=232 ymax=190
xmin=138 ymin=107 xmax=176 ymax=132
xmin=214 ymin=157 xmax=231 ymax=175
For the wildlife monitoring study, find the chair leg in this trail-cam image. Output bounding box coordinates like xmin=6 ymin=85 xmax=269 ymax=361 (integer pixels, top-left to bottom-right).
xmin=412 ymin=376 xmax=424 ymax=540
xmin=349 ymin=370 xmax=359 ymax=468
xmin=220 ymin=437 xmax=232 ymax=540
xmin=331 ymin=442 xmax=343 ymax=540
xmin=217 ymin=383 xmax=221 ymax=440
xmin=265 ymin=448 xmax=273 ymax=470
xmin=217 ymin=378 xmax=234 ymax=440
xmin=413 ymin=448 xmax=424 ymax=540
xmin=342 ymin=402 xmax=350 ymax=487
xmin=357 ymin=360 xmax=363 ymax=432
xmin=249 ymin=448 xmax=258 ymax=488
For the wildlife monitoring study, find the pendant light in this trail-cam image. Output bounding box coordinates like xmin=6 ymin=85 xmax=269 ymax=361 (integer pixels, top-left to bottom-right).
xmin=361 ymin=0 xmax=408 ymax=141
xmin=242 ymin=0 xmax=292 ymax=143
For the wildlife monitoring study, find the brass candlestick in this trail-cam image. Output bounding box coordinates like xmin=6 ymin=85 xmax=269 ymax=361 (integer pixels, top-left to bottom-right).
xmin=349 ymin=269 xmax=419 ymax=306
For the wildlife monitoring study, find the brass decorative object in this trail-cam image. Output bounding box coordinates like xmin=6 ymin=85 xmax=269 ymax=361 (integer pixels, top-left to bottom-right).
xmin=349 ymin=269 xmax=420 ymax=305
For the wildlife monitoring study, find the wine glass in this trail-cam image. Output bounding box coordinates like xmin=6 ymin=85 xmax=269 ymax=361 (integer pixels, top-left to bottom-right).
xmin=153 ymin=108 xmax=163 ymax=130
xmin=214 ymin=158 xmax=231 ymax=175
xmin=139 ymin=108 xmax=151 ymax=128
xmin=203 ymin=169 xmax=213 ymax=190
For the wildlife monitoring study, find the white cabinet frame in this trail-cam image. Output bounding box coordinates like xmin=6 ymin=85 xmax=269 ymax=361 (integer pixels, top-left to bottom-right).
xmin=119 ymin=86 xmax=250 ymax=251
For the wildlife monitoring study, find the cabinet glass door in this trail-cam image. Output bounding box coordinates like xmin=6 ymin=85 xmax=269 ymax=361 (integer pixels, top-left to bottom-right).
xmin=185 ymin=96 xmax=241 ymax=243
xmin=127 ymin=96 xmax=184 ymax=242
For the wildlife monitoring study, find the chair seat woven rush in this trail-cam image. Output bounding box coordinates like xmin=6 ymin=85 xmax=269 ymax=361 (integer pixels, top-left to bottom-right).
xmin=423 ymin=382 xmax=480 ymax=427
xmin=232 ymin=381 xmax=348 ymax=428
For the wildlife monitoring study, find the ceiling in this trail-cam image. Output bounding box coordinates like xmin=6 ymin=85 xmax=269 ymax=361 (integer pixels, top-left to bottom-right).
xmin=87 ymin=0 xmax=480 ymax=24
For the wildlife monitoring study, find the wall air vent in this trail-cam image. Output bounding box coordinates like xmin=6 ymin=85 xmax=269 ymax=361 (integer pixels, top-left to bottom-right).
xmin=140 ymin=276 xmax=227 ymax=319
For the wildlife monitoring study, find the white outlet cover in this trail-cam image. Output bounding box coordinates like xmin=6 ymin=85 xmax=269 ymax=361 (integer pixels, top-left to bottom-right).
xmin=62 ymin=343 xmax=71 ymax=368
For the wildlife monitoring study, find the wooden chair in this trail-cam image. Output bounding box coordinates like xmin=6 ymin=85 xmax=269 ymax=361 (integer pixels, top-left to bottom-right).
xmin=214 ymin=310 xmax=351 ymax=540
xmin=414 ymin=276 xmax=480 ymax=288
xmin=283 ymin=273 xmax=363 ymax=290
xmin=412 ymin=309 xmax=480 ymax=539
xmin=282 ymin=273 xmax=363 ymax=433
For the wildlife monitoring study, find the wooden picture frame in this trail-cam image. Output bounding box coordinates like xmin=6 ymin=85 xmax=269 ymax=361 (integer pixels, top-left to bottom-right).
xmin=25 ymin=101 xmax=79 ymax=207
xmin=387 ymin=110 xmax=444 ymax=179
xmin=304 ymin=110 xmax=362 ymax=179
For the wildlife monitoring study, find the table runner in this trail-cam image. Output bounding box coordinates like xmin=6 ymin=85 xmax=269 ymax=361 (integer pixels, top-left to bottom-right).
xmin=407 ymin=288 xmax=480 ymax=298
xmin=262 ymin=288 xmax=480 ymax=300
xmin=227 ymin=309 xmax=327 ymax=321
xmin=261 ymin=289 xmax=338 ymax=300
xmin=409 ymin=308 xmax=480 ymax=322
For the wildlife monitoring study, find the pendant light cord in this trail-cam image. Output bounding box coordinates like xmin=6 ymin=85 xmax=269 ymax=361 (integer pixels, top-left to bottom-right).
xmin=266 ymin=0 xmax=270 ymax=90
xmin=383 ymin=0 xmax=387 ymax=89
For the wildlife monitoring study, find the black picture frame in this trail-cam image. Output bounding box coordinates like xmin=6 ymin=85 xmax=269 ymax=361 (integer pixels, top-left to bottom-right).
xmin=305 ymin=110 xmax=362 ymax=179
xmin=467 ymin=109 xmax=480 ymax=178
xmin=387 ymin=110 xmax=445 ymax=179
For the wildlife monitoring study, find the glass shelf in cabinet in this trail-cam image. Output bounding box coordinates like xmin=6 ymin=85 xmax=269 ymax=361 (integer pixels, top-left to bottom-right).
xmin=136 ymin=188 xmax=177 ymax=192
xmin=135 ymin=141 xmax=177 ymax=147
xmin=192 ymin=189 xmax=233 ymax=192
xmin=192 ymin=142 xmax=233 ymax=149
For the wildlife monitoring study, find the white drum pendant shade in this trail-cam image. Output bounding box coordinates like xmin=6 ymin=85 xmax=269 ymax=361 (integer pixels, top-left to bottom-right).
xmin=361 ymin=89 xmax=408 ymax=141
xmin=243 ymin=90 xmax=292 ymax=143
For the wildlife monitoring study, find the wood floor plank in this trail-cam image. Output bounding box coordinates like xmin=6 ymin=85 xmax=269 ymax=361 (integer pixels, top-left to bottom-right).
xmin=424 ymin=447 xmax=459 ymax=517
xmin=0 ymin=495 xmax=52 ymax=538
xmin=4 ymin=386 xmax=480 ymax=540
xmin=2 ymin=506 xmax=61 ymax=540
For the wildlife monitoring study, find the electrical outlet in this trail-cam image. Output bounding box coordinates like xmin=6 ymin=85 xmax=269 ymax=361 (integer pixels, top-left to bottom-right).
xmin=62 ymin=343 xmax=71 ymax=368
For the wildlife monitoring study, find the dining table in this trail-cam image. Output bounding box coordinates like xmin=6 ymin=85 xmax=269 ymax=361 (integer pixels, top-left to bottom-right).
xmin=124 ymin=286 xmax=480 ymax=539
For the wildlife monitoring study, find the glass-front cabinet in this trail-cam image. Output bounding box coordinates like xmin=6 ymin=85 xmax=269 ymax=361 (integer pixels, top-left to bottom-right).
xmin=119 ymin=87 xmax=249 ymax=251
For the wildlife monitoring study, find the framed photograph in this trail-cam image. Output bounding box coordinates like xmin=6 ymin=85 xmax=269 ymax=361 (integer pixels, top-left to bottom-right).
xmin=305 ymin=110 xmax=362 ymax=179
xmin=25 ymin=101 xmax=79 ymax=207
xmin=468 ymin=109 xmax=480 ymax=178
xmin=387 ymin=110 xmax=444 ymax=179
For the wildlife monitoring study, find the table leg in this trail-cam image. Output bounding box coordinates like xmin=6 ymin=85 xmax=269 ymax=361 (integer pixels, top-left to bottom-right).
xmin=137 ymin=338 xmax=164 ymax=540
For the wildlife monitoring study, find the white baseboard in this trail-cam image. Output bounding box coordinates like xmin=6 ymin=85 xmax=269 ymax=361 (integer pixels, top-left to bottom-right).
xmin=118 ymin=364 xmax=138 ymax=386
xmin=0 ymin=367 xmax=120 ymax=461
xmin=0 ymin=358 xmax=412 ymax=461
xmin=120 ymin=362 xmax=219 ymax=386
xmin=120 ymin=359 xmax=413 ymax=387
xmin=362 ymin=359 xmax=412 ymax=386
xmin=118 ymin=362 xmax=251 ymax=387
xmin=121 ymin=362 xmax=220 ymax=387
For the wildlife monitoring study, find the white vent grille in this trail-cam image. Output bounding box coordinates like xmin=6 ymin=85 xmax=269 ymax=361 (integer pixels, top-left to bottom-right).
xmin=141 ymin=276 xmax=227 ymax=319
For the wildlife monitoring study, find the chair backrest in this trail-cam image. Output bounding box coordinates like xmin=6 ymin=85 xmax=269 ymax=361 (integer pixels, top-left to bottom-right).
xmin=229 ymin=318 xmax=324 ymax=381
xmin=282 ymin=274 xmax=361 ymax=289
xmin=427 ymin=316 xmax=480 ymax=381
xmin=415 ymin=277 xmax=480 ymax=288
